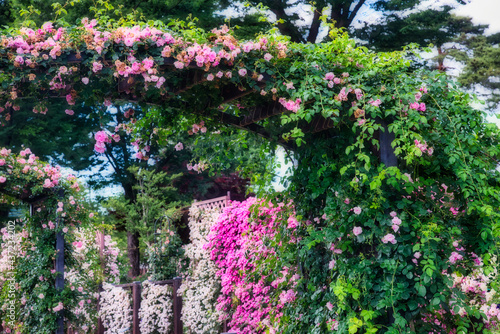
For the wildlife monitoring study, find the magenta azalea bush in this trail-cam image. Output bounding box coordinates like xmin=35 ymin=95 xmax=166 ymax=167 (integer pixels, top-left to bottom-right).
xmin=208 ymin=198 xmax=301 ymax=334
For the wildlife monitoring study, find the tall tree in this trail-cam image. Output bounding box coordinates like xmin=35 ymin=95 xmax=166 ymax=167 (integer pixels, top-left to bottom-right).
xmin=239 ymin=0 xmax=465 ymax=43
xmin=352 ymin=6 xmax=486 ymax=71
xmin=452 ymin=33 xmax=500 ymax=110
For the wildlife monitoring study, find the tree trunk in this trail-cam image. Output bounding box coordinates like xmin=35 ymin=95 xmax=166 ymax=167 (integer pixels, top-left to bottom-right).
xmin=437 ymin=45 xmax=446 ymax=71
xmin=123 ymin=176 xmax=140 ymax=277
xmin=307 ymin=9 xmax=322 ymax=43
xmin=127 ymin=231 xmax=141 ymax=277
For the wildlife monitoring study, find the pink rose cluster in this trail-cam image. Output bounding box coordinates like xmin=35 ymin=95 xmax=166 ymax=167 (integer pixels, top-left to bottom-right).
xmin=94 ymin=131 xmax=111 ymax=154
xmin=323 ymin=72 xmax=341 ymax=88
xmin=1 ymin=20 xmax=290 ymax=115
xmin=188 ymin=121 xmax=207 ymax=135
xmin=390 ymin=211 xmax=402 ymax=233
xmin=1 ymin=147 xmax=65 ymax=188
xmin=414 ymin=139 xmax=433 ymax=156
xmin=279 ymin=97 xmax=302 ymax=113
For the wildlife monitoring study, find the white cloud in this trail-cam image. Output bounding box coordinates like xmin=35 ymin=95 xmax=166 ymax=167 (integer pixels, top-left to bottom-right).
xmin=453 ymin=0 xmax=500 ymax=34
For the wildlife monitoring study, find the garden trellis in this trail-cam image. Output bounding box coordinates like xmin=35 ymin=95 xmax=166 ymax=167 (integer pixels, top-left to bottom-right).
xmin=0 ymin=149 xmax=96 ymax=334
xmin=1 ymin=17 xmax=500 ymax=332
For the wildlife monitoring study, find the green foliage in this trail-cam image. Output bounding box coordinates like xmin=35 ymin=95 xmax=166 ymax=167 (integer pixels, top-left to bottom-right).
xmin=103 ymin=166 xmax=187 ymax=279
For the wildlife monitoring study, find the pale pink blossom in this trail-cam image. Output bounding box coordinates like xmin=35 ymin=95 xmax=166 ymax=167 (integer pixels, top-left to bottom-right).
xmin=381 ymin=233 xmax=396 ymax=244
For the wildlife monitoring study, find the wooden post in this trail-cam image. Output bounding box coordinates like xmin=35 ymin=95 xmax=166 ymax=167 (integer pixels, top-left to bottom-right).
xmin=172 ymin=277 xmax=183 ymax=334
xmin=132 ymin=282 xmax=142 ymax=334
xmin=96 ymin=283 xmax=105 ymax=334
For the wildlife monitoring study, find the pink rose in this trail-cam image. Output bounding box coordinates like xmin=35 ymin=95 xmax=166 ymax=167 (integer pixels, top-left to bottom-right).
xmin=381 ymin=233 xmax=396 ymax=244
xmin=353 ymin=226 xmax=362 ymax=236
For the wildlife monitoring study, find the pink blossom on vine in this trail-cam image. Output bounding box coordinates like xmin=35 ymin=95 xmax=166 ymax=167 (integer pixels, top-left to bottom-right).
xmin=66 ymin=94 xmax=75 ymax=105
xmin=353 ymin=226 xmax=362 ymax=236
xmin=0 ymin=176 xmax=6 ymax=183
xmin=94 ymin=131 xmax=109 ymax=143
xmin=354 ymin=88 xmax=363 ymax=100
xmin=65 ymin=109 xmax=74 ymax=115
xmin=92 ymin=61 xmax=103 ymax=73
xmin=392 ymin=216 xmax=402 ymax=225
xmin=238 ymin=68 xmax=247 ymax=77
xmin=175 ymin=142 xmax=183 ymax=151
xmin=264 ymin=53 xmax=273 ymax=61
xmin=381 ymin=234 xmax=396 ymax=244
xmin=369 ymin=99 xmax=382 ymax=107
xmin=449 ymin=251 xmax=463 ymax=264
xmin=353 ymin=207 xmax=362 ymax=215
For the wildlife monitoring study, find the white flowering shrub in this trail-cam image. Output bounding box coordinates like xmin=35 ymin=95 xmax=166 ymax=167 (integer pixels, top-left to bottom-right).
xmin=139 ymin=281 xmax=173 ymax=333
xmin=66 ymin=228 xmax=123 ymax=333
xmin=179 ymin=206 xmax=223 ymax=334
xmin=99 ymin=283 xmax=132 ymax=334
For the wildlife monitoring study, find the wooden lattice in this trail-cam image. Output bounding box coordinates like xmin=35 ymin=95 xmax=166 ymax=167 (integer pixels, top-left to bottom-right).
xmin=191 ymin=192 xmax=230 ymax=212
